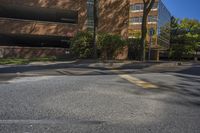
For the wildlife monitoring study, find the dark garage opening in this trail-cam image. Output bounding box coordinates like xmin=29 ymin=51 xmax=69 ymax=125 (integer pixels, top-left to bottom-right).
xmin=0 ymin=4 xmax=78 ymax=24
xmin=0 ymin=34 xmax=71 ymax=48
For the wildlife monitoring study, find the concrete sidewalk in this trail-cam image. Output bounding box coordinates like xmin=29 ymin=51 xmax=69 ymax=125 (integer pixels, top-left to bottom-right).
xmin=1 ymin=60 xmax=198 ymax=68
xmin=25 ymin=60 xmax=200 ymax=68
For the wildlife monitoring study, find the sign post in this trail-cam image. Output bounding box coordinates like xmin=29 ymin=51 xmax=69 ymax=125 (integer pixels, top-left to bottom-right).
xmin=148 ymin=28 xmax=154 ymax=61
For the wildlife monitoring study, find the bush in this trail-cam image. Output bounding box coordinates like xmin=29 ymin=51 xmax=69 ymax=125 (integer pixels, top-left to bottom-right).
xmin=97 ymin=33 xmax=127 ymax=59
xmin=169 ymin=43 xmax=194 ymax=60
xmin=70 ymin=31 xmax=93 ymax=59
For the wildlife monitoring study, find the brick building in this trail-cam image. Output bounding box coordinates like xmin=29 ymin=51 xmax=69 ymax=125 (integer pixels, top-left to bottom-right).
xmin=0 ymin=0 xmax=170 ymax=59
xmin=129 ymin=0 xmax=171 ymax=60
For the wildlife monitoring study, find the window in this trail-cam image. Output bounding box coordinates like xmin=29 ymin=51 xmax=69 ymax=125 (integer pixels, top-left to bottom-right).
xmin=130 ymin=17 xmax=142 ymax=23
xmin=148 ymin=16 xmax=157 ymax=22
xmin=87 ymin=0 xmax=94 ymax=4
xmin=157 ymin=0 xmax=171 ymax=48
xmin=130 ymin=16 xmax=157 ymax=24
xmin=130 ymin=3 xmax=158 ymax=12
xmin=152 ymin=3 xmax=158 ymax=9
xmin=87 ymin=0 xmax=94 ymax=28
xmin=0 ymin=4 xmax=78 ymax=24
xmin=130 ymin=4 xmax=143 ymax=11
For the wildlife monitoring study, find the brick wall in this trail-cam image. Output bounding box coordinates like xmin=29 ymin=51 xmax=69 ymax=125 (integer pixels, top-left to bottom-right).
xmin=98 ymin=0 xmax=129 ymax=38
xmin=0 ymin=0 xmax=88 ymax=36
xmin=0 ymin=46 xmax=68 ymax=58
xmin=0 ymin=0 xmax=132 ymax=59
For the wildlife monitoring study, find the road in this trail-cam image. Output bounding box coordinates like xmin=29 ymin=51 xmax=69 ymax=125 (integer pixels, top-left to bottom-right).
xmin=0 ymin=63 xmax=200 ymax=133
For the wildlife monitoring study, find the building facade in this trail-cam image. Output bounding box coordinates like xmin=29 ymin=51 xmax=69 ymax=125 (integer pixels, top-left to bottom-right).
xmin=129 ymin=0 xmax=171 ymax=58
xmin=0 ymin=0 xmax=170 ymax=59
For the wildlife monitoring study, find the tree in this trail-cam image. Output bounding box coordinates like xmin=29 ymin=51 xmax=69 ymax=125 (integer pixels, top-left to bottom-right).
xmin=97 ymin=33 xmax=127 ymax=59
xmin=170 ymin=18 xmax=200 ymax=60
xmin=140 ymin=0 xmax=155 ymax=61
xmin=71 ymin=31 xmax=127 ymax=60
xmin=170 ymin=16 xmax=179 ymax=43
xmin=93 ymin=0 xmax=98 ymax=59
xmin=182 ymin=19 xmax=200 ymax=60
xmin=70 ymin=31 xmax=93 ymax=59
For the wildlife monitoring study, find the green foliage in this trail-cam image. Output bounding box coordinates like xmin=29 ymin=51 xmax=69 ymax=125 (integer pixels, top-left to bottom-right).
xmin=97 ymin=33 xmax=127 ymax=59
xmin=70 ymin=31 xmax=94 ymax=59
xmin=169 ymin=43 xmax=194 ymax=60
xmin=170 ymin=18 xmax=200 ymax=60
xmin=0 ymin=57 xmax=57 ymax=65
xmin=70 ymin=32 xmax=127 ymax=60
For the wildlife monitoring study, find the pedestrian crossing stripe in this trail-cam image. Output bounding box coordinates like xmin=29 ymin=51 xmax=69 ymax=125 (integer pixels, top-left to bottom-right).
xmin=119 ymin=74 xmax=158 ymax=89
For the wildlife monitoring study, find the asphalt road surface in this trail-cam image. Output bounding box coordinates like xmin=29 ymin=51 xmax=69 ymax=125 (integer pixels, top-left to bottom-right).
xmin=0 ymin=64 xmax=200 ymax=133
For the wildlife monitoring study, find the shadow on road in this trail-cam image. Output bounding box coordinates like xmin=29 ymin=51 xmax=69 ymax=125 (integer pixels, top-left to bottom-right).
xmin=0 ymin=61 xmax=164 ymax=74
xmin=131 ymin=66 xmax=200 ymax=107
xmin=0 ymin=62 xmax=200 ymax=107
xmin=176 ymin=64 xmax=200 ymax=76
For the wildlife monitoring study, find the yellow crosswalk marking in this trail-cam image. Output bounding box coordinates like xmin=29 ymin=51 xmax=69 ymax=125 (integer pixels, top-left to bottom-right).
xmin=119 ymin=74 xmax=158 ymax=89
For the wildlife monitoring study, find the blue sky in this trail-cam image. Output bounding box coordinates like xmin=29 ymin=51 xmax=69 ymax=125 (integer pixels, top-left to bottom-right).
xmin=162 ymin=0 xmax=200 ymax=20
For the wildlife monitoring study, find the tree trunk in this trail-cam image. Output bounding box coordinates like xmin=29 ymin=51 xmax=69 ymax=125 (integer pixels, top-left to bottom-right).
xmin=93 ymin=0 xmax=98 ymax=59
xmin=140 ymin=0 xmax=155 ymax=61
xmin=140 ymin=13 xmax=148 ymax=61
xmin=194 ymin=51 xmax=198 ymax=62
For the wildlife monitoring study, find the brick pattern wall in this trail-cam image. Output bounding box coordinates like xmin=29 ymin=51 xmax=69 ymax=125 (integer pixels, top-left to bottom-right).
xmin=98 ymin=0 xmax=129 ymax=38
xmin=0 ymin=0 xmax=140 ymax=59
xmin=0 ymin=19 xmax=78 ymax=37
xmin=0 ymin=46 xmax=68 ymax=58
xmin=0 ymin=0 xmax=88 ymax=36
xmin=0 ymin=0 xmax=131 ymax=38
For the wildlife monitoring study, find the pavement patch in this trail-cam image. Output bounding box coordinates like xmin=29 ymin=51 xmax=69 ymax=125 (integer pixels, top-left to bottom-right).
xmin=8 ymin=76 xmax=56 ymax=83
